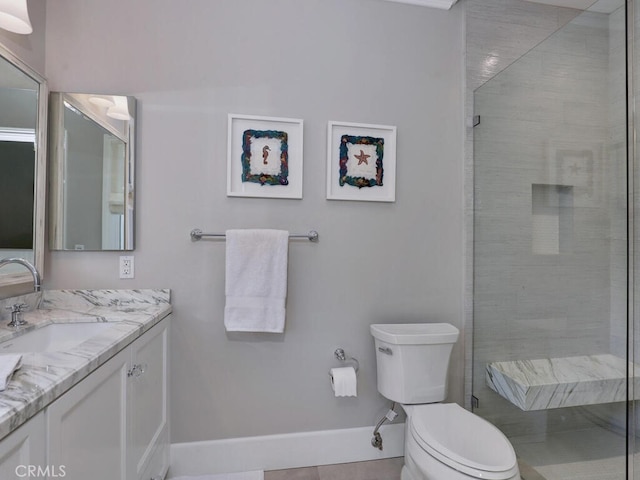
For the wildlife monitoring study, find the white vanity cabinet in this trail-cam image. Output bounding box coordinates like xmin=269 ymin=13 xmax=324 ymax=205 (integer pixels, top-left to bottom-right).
xmin=0 ymin=411 xmax=46 ymax=478
xmin=46 ymin=315 xmax=170 ymax=480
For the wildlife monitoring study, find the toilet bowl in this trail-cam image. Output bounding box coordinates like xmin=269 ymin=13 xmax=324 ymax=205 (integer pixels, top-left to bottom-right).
xmin=402 ymin=404 xmax=520 ymax=480
xmin=370 ymin=323 xmax=520 ymax=480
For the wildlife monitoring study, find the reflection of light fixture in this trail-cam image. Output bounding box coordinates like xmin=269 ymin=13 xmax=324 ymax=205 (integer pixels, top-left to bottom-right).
xmin=107 ymin=96 xmax=130 ymax=121
xmin=0 ymin=0 xmax=32 ymax=34
xmin=89 ymin=95 xmax=116 ymax=108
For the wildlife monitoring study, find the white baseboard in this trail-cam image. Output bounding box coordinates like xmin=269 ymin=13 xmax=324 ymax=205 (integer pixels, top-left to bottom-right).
xmin=169 ymin=423 xmax=405 ymax=476
xmin=169 ymin=472 xmax=263 ymax=480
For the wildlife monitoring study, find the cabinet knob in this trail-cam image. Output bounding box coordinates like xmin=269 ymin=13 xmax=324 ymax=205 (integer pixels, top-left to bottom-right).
xmin=127 ymin=363 xmax=147 ymax=378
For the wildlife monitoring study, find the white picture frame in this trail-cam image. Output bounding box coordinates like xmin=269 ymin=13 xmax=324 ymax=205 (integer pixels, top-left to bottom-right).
xmin=326 ymin=121 xmax=396 ymax=202
xmin=227 ymin=114 xmax=304 ymax=199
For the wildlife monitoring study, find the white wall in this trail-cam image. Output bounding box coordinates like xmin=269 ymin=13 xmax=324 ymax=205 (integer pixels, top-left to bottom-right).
xmin=43 ymin=0 xmax=464 ymax=443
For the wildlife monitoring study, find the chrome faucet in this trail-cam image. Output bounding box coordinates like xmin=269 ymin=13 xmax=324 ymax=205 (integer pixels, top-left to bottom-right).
xmin=0 ymin=258 xmax=41 ymax=293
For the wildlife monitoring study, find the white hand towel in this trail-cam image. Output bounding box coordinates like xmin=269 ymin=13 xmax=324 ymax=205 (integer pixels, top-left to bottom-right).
xmin=0 ymin=354 xmax=22 ymax=391
xmin=224 ymin=229 xmax=289 ymax=333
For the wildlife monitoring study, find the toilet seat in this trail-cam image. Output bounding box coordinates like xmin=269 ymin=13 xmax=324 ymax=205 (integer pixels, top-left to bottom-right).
xmin=408 ymin=403 xmax=519 ymax=480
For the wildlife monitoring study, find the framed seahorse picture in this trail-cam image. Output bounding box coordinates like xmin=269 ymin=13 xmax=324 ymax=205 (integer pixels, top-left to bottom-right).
xmin=227 ymin=114 xmax=304 ymax=199
xmin=326 ymin=121 xmax=397 ymax=202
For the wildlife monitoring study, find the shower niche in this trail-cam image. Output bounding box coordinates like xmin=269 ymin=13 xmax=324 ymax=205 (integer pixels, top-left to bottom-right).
xmin=531 ymin=184 xmax=573 ymax=256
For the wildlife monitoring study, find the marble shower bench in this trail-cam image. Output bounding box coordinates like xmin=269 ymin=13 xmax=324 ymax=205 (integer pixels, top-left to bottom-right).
xmin=486 ymin=354 xmax=638 ymax=410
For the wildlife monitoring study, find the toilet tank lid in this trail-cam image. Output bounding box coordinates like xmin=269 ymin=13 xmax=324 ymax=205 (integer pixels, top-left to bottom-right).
xmin=370 ymin=323 xmax=459 ymax=345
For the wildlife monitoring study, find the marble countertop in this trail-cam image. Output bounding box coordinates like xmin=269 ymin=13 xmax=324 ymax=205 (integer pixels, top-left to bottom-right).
xmin=0 ymin=289 xmax=171 ymax=441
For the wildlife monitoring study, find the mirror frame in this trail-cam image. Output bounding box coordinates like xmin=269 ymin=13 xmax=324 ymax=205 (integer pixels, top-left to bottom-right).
xmin=0 ymin=42 xmax=47 ymax=297
xmin=49 ymin=92 xmax=136 ymax=251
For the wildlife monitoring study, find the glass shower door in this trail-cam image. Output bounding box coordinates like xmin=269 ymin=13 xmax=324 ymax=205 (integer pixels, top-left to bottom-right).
xmin=473 ymin=5 xmax=628 ymax=479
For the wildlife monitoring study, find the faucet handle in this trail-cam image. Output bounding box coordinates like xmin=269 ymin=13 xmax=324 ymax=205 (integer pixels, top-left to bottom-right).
xmin=6 ymin=303 xmax=28 ymax=327
xmin=6 ymin=304 xmax=28 ymax=313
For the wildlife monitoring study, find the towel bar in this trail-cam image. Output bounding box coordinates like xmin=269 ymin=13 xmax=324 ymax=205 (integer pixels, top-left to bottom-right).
xmin=190 ymin=229 xmax=319 ymax=242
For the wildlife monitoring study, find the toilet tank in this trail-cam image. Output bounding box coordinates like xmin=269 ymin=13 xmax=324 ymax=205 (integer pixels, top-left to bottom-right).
xmin=370 ymin=323 xmax=459 ymax=404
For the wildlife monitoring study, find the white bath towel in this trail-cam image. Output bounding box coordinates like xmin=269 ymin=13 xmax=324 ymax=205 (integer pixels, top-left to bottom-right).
xmin=224 ymin=229 xmax=289 ymax=333
xmin=0 ymin=354 xmax=22 ymax=391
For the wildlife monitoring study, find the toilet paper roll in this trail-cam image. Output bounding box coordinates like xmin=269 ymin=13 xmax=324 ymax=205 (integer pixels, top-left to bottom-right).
xmin=330 ymin=366 xmax=357 ymax=397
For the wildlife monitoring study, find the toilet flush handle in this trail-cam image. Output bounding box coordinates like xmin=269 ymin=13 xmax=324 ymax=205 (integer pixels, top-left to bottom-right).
xmin=378 ymin=346 xmax=393 ymax=355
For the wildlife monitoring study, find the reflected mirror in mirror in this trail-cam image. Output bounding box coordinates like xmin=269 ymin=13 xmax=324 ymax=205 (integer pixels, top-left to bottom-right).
xmin=0 ymin=42 xmax=47 ymax=294
xmin=49 ymin=93 xmax=135 ymax=251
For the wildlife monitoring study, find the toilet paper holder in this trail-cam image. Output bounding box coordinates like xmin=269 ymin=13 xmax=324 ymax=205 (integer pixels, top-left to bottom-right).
xmin=329 ymin=348 xmax=359 ymax=375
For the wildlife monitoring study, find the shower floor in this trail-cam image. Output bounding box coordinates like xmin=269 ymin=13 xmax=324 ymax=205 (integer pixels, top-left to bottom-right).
xmin=512 ymin=423 xmax=629 ymax=480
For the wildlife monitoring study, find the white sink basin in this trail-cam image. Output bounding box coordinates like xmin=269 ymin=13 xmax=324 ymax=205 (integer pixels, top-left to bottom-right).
xmin=0 ymin=323 xmax=113 ymax=354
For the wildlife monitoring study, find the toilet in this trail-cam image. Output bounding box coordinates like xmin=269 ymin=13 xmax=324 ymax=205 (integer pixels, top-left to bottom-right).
xmin=370 ymin=323 xmax=520 ymax=480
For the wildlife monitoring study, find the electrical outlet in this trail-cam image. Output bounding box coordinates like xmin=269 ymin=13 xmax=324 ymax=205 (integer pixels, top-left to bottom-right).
xmin=119 ymin=256 xmax=134 ymax=279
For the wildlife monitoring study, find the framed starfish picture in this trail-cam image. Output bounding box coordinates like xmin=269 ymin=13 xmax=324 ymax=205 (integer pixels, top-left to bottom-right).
xmin=326 ymin=121 xmax=397 ymax=202
xmin=227 ymin=114 xmax=304 ymax=199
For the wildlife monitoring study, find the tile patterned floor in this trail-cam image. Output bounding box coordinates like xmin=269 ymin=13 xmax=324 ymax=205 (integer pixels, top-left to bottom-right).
xmin=263 ymin=454 xmax=621 ymax=480
xmin=512 ymin=423 xmax=628 ymax=480
xmin=264 ymin=457 xmax=404 ymax=480
xmin=264 ymin=457 xmax=541 ymax=480
xmin=518 ymin=460 xmax=547 ymax=480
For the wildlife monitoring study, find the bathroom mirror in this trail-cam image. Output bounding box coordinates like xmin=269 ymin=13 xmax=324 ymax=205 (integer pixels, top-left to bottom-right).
xmin=49 ymin=92 xmax=136 ymax=251
xmin=0 ymin=42 xmax=47 ymax=297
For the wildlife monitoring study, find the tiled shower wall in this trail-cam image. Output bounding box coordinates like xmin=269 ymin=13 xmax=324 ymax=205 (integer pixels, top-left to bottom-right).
xmin=465 ymin=0 xmax=626 ymax=437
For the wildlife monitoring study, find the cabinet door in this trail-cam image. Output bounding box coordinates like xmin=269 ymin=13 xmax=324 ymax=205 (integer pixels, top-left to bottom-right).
xmin=0 ymin=411 xmax=45 ymax=478
xmin=128 ymin=317 xmax=169 ymax=480
xmin=47 ymin=348 xmax=129 ymax=480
